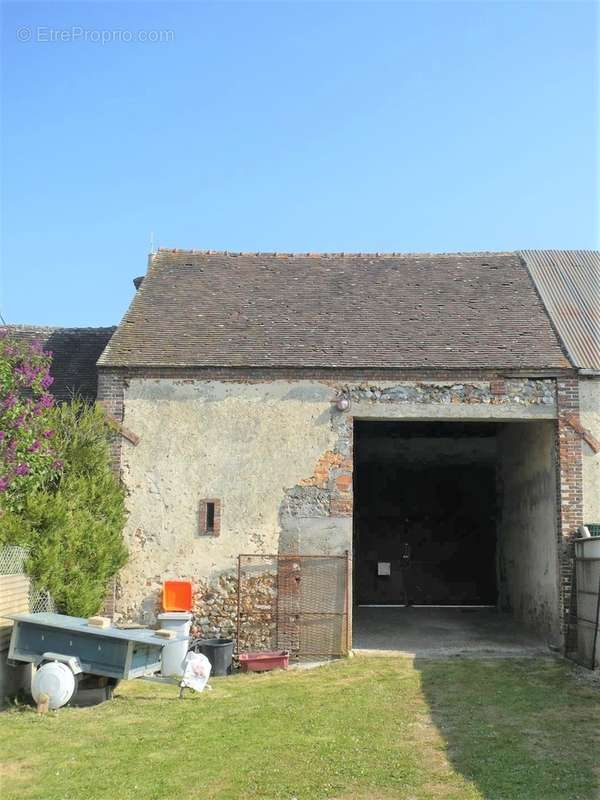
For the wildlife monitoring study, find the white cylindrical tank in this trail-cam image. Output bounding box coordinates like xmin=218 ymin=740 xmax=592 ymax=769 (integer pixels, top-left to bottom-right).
xmin=32 ymin=661 xmax=76 ymax=709
xmin=157 ymin=611 xmax=193 ymax=677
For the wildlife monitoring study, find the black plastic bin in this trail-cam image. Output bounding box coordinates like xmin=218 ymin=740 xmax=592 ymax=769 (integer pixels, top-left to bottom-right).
xmin=190 ymin=638 xmax=234 ymax=676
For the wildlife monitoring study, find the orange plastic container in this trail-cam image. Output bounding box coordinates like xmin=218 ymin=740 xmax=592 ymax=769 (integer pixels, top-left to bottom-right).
xmin=161 ymin=580 xmax=193 ymax=612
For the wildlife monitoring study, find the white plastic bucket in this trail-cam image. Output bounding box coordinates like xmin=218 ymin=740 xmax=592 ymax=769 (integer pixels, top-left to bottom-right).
xmin=157 ymin=611 xmax=192 ymax=677
xmin=32 ymin=661 xmax=76 ymax=709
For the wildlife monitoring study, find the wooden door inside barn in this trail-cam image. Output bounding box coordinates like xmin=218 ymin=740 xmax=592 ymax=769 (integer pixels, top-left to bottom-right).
xmin=353 ymin=421 xmax=498 ymax=607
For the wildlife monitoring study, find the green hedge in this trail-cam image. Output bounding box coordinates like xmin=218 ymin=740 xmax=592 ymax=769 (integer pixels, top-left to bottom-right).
xmin=0 ymin=399 xmax=127 ymax=617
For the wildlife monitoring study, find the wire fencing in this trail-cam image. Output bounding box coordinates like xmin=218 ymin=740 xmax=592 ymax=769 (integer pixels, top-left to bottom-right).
xmin=0 ymin=544 xmax=55 ymax=614
xmin=237 ymin=553 xmax=351 ymax=658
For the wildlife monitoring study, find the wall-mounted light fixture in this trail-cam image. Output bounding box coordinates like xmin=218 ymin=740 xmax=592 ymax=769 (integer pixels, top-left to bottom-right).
xmin=335 ymin=395 xmax=350 ymax=412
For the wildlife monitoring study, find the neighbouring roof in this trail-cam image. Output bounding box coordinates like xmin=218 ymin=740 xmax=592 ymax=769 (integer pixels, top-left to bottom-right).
xmin=98 ymin=250 xmax=571 ymax=370
xmin=521 ymin=250 xmax=600 ymax=372
xmin=6 ymin=325 xmax=116 ymax=401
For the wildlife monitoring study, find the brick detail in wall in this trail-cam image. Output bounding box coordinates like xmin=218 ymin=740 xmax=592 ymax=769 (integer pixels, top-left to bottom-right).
xmin=298 ymin=447 xmax=353 ymax=517
xmin=97 ymin=369 xmax=125 ymax=478
xmin=556 ymin=378 xmax=584 ymax=641
xmin=97 ymin=370 xmax=125 ymax=619
xmin=100 ymin=365 xmax=572 ymax=383
xmin=102 ymin=578 xmax=117 ymax=619
xmin=288 ymin=416 xmax=353 ymax=520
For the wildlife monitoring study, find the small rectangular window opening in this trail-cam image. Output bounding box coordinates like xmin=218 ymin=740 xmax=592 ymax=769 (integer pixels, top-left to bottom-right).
xmin=199 ymin=498 xmax=221 ymax=536
xmin=206 ymin=502 xmax=215 ymax=532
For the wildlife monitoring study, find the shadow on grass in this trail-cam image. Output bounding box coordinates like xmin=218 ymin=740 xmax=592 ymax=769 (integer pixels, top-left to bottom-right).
xmin=415 ymin=656 xmax=600 ymax=800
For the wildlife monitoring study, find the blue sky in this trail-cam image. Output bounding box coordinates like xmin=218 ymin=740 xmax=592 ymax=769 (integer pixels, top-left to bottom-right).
xmin=1 ymin=1 xmax=598 ymax=327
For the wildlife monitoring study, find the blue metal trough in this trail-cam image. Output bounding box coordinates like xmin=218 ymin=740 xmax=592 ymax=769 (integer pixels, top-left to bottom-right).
xmin=7 ymin=612 xmax=186 ymax=682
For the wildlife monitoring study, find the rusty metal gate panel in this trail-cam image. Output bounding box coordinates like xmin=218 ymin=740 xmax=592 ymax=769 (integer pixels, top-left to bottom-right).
xmin=237 ymin=553 xmax=350 ymax=658
xmin=574 ymin=545 xmax=600 ymax=670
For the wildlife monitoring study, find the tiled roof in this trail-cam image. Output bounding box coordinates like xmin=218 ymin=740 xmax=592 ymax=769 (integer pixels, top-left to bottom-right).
xmin=98 ymin=250 xmax=570 ymax=370
xmin=6 ymin=326 xmax=116 ymax=401
xmin=521 ymin=250 xmax=600 ymax=372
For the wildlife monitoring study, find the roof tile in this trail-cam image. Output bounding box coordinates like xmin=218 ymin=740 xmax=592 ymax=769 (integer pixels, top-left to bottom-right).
xmin=99 ymin=250 xmax=570 ymax=369
xmin=7 ymin=325 xmax=116 ymax=400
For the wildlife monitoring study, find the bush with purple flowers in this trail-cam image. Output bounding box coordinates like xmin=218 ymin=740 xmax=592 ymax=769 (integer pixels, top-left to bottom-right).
xmin=0 ymin=331 xmax=127 ymax=616
xmin=0 ymin=329 xmax=63 ymax=510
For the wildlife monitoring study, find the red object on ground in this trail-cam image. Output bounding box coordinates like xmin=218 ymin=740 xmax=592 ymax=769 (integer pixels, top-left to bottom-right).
xmin=161 ymin=580 xmax=193 ymax=612
xmin=238 ymin=650 xmax=290 ymax=672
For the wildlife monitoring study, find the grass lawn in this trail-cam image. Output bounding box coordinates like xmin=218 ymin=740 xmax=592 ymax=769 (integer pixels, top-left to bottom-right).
xmin=1 ymin=656 xmax=598 ymax=800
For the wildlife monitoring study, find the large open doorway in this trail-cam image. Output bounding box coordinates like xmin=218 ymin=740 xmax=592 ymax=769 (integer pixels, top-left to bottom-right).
xmin=352 ymin=419 xmax=560 ymax=654
xmin=354 ymin=421 xmax=498 ymax=607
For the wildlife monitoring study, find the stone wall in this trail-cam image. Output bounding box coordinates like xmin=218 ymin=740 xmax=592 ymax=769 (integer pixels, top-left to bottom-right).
xmin=579 ymin=377 xmax=600 ymax=523
xmin=347 ymin=379 xmax=555 ymax=406
xmin=497 ymin=421 xmax=560 ymax=642
xmin=105 ymin=374 xmax=565 ymax=638
xmin=192 ymin=571 xmax=278 ymax=651
xmin=113 ymin=379 xmax=343 ymax=624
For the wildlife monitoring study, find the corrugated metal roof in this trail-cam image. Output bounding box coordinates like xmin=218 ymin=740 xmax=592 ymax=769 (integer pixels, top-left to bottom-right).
xmin=520 ymin=250 xmax=600 ymax=371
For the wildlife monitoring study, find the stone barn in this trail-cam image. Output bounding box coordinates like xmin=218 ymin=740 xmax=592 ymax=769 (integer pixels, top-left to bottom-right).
xmin=97 ymin=249 xmax=591 ymax=655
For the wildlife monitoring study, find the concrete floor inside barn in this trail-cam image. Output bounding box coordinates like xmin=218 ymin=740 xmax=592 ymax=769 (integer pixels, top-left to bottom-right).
xmin=352 ymin=606 xmax=550 ymax=658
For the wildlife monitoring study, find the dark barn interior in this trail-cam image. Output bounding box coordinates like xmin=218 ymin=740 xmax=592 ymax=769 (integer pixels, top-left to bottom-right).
xmin=354 ymin=421 xmax=498 ymax=607
xmin=352 ymin=417 xmax=561 ymax=651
